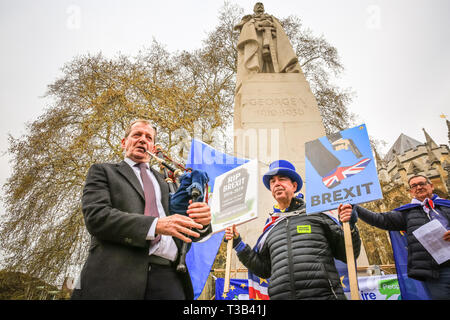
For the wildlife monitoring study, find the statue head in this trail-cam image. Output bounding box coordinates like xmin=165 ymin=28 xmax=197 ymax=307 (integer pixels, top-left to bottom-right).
xmin=253 ymin=2 xmax=265 ymax=15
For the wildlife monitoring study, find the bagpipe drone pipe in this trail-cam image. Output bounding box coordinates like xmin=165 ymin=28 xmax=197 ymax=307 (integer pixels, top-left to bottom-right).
xmin=147 ymin=146 xmax=210 ymax=273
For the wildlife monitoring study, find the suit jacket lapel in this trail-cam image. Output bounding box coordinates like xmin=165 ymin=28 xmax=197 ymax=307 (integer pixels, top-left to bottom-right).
xmin=117 ymin=161 xmax=170 ymax=216
xmin=117 ymin=161 xmax=145 ymax=201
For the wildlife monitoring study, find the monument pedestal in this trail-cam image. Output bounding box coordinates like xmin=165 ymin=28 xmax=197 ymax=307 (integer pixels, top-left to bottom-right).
xmin=232 ymin=73 xmax=369 ymax=274
xmin=233 ymin=73 xmax=326 ymax=247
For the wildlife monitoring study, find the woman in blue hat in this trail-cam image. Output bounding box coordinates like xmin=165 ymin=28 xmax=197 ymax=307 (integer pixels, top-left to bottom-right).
xmin=225 ymin=160 xmax=361 ymax=300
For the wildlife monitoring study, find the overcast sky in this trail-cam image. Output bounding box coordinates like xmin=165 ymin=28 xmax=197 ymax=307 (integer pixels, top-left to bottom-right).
xmin=1 ymin=0 xmax=449 ymax=213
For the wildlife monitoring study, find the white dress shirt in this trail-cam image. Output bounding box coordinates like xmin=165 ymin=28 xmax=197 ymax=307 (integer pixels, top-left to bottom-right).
xmin=124 ymin=157 xmax=178 ymax=261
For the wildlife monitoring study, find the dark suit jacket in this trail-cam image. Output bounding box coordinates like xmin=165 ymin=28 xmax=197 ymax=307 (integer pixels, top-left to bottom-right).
xmin=72 ymin=161 xmax=201 ymax=300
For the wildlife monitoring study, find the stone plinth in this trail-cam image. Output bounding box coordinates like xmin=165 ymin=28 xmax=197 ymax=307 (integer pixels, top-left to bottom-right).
xmin=233 ymin=73 xmax=326 ymax=248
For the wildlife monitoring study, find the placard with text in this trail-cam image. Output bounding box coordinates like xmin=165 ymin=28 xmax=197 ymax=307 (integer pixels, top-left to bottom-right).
xmin=209 ymin=159 xmax=259 ymax=233
xmin=305 ymin=124 xmax=382 ymax=214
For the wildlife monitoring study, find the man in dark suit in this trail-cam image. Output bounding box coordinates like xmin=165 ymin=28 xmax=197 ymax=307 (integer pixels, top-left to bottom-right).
xmin=71 ymin=119 xmax=212 ymax=300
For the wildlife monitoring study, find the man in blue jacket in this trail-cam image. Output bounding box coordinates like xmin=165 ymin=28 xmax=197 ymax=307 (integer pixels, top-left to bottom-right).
xmin=226 ymin=160 xmax=361 ymax=300
xmin=339 ymin=174 xmax=450 ymax=299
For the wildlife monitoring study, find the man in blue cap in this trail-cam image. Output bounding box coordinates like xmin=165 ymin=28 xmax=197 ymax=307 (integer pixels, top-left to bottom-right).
xmin=225 ymin=160 xmax=361 ymax=300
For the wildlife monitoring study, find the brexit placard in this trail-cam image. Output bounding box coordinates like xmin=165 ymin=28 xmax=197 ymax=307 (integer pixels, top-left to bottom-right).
xmin=305 ymin=124 xmax=382 ymax=214
xmin=209 ymin=159 xmax=259 ymax=233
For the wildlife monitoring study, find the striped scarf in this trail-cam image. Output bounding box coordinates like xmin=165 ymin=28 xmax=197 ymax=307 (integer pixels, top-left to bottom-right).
xmin=411 ymin=194 xmax=449 ymax=229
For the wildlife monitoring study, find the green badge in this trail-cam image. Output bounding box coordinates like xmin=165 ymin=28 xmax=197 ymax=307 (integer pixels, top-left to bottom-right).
xmin=297 ymin=225 xmax=311 ymax=233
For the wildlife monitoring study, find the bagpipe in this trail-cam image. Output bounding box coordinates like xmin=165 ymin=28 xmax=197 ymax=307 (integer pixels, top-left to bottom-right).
xmin=146 ymin=145 xmax=210 ymax=273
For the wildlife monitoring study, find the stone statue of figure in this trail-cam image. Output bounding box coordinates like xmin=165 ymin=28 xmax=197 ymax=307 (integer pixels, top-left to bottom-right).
xmin=234 ymin=2 xmax=302 ymax=91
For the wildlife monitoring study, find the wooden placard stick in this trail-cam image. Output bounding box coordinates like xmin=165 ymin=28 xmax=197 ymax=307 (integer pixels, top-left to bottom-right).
xmin=343 ymin=221 xmax=360 ymax=300
xmin=223 ymin=239 xmax=234 ymax=293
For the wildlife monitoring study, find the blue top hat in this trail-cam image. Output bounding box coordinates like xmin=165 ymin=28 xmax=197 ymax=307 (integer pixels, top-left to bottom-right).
xmin=262 ymin=160 xmax=303 ymax=193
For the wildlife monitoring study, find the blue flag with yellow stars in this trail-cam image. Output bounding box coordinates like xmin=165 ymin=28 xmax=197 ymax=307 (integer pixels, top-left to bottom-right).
xmin=186 ymin=139 xmax=248 ymax=299
xmin=389 ymin=230 xmax=431 ymax=300
xmin=215 ymin=278 xmax=249 ymax=300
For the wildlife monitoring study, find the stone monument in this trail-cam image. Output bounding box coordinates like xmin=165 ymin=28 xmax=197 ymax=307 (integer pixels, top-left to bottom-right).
xmin=231 ymin=3 xmax=370 ymax=276
xmin=233 ymin=2 xmax=327 ymax=249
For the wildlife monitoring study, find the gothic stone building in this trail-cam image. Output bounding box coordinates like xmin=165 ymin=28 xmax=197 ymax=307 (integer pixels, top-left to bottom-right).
xmin=376 ymin=126 xmax=450 ymax=198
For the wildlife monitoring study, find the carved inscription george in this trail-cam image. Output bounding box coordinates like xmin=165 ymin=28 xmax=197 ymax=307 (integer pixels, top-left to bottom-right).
xmin=241 ymin=96 xmax=308 ymax=123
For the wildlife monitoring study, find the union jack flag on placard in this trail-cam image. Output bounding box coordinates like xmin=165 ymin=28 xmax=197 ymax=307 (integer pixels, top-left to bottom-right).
xmin=322 ymin=158 xmax=371 ymax=188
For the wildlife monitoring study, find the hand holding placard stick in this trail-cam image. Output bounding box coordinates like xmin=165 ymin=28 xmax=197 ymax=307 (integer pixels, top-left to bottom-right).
xmin=339 ymin=204 xmax=360 ymax=300
xmin=223 ymin=225 xmax=240 ymax=293
xmin=223 ymin=239 xmax=234 ymax=293
xmin=343 ymin=221 xmax=360 ymax=300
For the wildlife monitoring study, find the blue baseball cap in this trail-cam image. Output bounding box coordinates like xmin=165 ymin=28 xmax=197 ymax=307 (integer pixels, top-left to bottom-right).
xmin=262 ymin=160 xmax=303 ymax=192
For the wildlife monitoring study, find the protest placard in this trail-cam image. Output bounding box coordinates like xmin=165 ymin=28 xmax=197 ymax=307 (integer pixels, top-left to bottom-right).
xmin=305 ymin=124 xmax=382 ymax=214
xmin=209 ymin=159 xmax=259 ymax=233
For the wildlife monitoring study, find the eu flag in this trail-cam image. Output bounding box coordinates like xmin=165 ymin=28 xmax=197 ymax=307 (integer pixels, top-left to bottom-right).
xmin=215 ymin=278 xmax=249 ymax=300
xmin=389 ymin=231 xmax=431 ymax=300
xmin=186 ymin=139 xmax=248 ymax=299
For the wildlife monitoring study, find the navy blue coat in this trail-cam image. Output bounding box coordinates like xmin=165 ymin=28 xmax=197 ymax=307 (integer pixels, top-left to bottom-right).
xmin=354 ymin=203 xmax=450 ymax=280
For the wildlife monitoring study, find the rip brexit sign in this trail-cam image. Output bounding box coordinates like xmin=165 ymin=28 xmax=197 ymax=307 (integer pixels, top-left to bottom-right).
xmin=305 ymin=124 xmax=382 ymax=214
xmin=218 ymin=167 xmax=249 ymax=221
xmin=210 ymin=159 xmax=259 ymax=233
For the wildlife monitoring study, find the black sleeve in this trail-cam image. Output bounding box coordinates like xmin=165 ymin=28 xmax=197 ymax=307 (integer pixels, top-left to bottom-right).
xmin=354 ymin=205 xmax=406 ymax=231
xmin=233 ymin=238 xmax=271 ymax=279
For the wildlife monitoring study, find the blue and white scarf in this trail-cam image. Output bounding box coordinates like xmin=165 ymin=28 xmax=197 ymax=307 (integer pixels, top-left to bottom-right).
xmin=395 ymin=194 xmax=450 ymax=230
